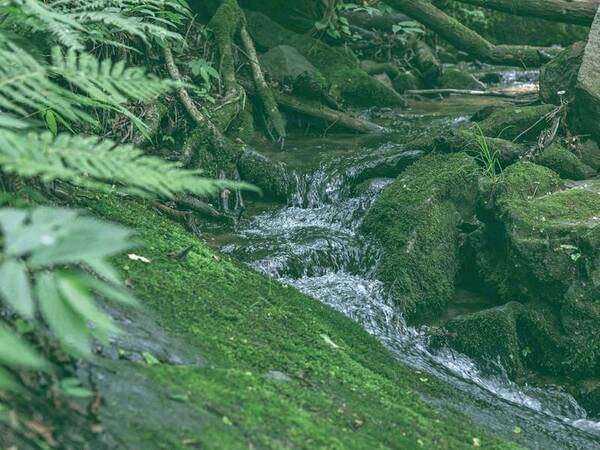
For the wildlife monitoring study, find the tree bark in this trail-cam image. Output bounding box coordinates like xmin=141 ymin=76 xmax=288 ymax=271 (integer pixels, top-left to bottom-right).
xmin=452 ymin=0 xmax=599 ymax=26
xmin=385 ymin=0 xmax=559 ymax=66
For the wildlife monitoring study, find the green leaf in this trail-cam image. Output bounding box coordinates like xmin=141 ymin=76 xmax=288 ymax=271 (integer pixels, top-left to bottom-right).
xmin=56 ymin=273 xmax=120 ymax=344
xmin=58 ymin=377 xmax=93 ymax=398
xmin=0 ymin=260 xmax=35 ymax=318
xmin=85 ymin=276 xmax=139 ymax=307
xmin=45 ymin=110 xmax=58 ymax=136
xmin=0 ymin=208 xmax=27 ymax=236
xmin=0 ymin=367 xmax=18 ymax=391
xmin=0 ymin=325 xmax=46 ymax=369
xmin=36 ymin=273 xmax=91 ymax=358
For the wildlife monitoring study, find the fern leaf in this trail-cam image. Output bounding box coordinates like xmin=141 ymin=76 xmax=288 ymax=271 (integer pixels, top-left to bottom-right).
xmin=0 ymin=39 xmax=93 ymax=123
xmin=0 ymin=130 xmax=252 ymax=198
xmin=50 ymin=48 xmax=179 ymax=106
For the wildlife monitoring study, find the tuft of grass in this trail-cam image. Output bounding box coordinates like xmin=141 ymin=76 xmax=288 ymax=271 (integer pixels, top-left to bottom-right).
xmin=472 ymin=124 xmax=502 ymax=181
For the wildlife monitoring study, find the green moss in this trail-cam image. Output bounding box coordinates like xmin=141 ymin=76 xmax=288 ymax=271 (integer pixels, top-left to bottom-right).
xmin=446 ymin=302 xmax=526 ymax=378
xmin=477 ymin=105 xmax=556 ymax=141
xmin=496 ymin=161 xmax=563 ymax=201
xmin=438 ymin=69 xmax=484 ymax=90
xmin=536 ymin=144 xmax=594 ymax=180
xmin=83 ymin=193 xmax=517 ymax=449
xmin=362 ymin=153 xmax=479 ymax=321
xmin=245 ymin=11 xmax=403 ymax=107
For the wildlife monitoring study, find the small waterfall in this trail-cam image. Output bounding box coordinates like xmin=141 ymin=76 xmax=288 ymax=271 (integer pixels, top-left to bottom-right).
xmin=220 ymin=117 xmax=600 ymax=449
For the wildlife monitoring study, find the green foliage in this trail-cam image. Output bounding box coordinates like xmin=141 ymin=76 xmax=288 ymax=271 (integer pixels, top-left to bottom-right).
xmin=0 ymin=206 xmax=139 ymax=389
xmin=470 ymin=124 xmax=502 ymax=180
xmin=2 ymin=0 xmax=190 ymax=49
xmin=0 ymin=131 xmax=240 ymax=198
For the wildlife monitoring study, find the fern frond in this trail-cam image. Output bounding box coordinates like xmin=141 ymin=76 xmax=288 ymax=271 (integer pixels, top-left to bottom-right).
xmin=0 ymin=130 xmax=248 ymax=198
xmin=4 ymin=0 xmax=189 ymax=48
xmin=50 ymin=48 xmax=179 ymax=107
xmin=0 ymin=39 xmax=92 ymax=123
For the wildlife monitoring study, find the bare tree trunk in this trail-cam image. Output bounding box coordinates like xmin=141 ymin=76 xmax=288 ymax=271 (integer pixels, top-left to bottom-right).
xmin=452 ymin=0 xmax=599 ymax=26
xmin=385 ymin=0 xmax=559 ymax=66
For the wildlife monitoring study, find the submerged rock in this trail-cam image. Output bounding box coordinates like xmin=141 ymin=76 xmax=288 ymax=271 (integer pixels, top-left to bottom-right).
xmin=576 ymin=8 xmax=600 ymax=142
xmin=536 ymin=143 xmax=595 ymax=180
xmin=362 ymin=153 xmax=479 ymax=321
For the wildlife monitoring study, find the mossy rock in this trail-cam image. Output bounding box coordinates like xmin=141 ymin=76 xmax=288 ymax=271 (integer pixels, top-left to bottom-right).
xmin=477 ymin=105 xmax=556 ymax=141
xmin=259 ymin=45 xmax=324 ymax=85
xmin=445 ymin=302 xmax=526 ymax=378
xmin=362 ymin=153 xmax=479 ymax=322
xmin=579 ymin=139 xmax=600 ymax=171
xmin=245 ymin=11 xmax=404 ymax=107
xmin=392 ymin=71 xmax=421 ymax=94
xmin=536 ymin=144 xmax=595 ymax=180
xmin=237 ymin=149 xmax=296 ymax=201
xmin=438 ymin=68 xmax=485 ymax=90
xmin=79 ymin=193 xmax=516 ymax=449
xmin=539 ymin=42 xmax=585 ymax=105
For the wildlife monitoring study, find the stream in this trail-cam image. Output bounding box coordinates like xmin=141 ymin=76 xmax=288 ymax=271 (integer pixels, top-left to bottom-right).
xmin=210 ymin=70 xmax=600 ymax=449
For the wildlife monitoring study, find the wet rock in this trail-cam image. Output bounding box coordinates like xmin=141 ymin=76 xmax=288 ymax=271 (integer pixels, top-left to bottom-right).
xmin=536 ymin=143 xmax=595 ymax=180
xmin=237 ymin=149 xmax=296 ymax=202
xmin=576 ymin=9 xmax=600 ymax=142
xmin=362 ymin=153 xmax=479 ymax=321
xmin=446 ymin=302 xmax=526 ymax=378
xmin=438 ymin=68 xmax=486 ymax=90
xmin=539 ymin=41 xmax=585 ymax=105
xmin=476 ymin=104 xmax=556 ymax=141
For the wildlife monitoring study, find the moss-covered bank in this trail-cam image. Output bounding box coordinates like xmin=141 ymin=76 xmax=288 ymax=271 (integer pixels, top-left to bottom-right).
xmin=82 ymin=194 xmax=516 ymax=449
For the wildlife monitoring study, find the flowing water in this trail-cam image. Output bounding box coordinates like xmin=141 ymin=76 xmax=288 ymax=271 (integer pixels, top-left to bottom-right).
xmin=211 ymin=72 xmax=600 ymax=449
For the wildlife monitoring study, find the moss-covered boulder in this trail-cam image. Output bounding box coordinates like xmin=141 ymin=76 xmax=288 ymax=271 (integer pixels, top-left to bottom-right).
xmin=362 ymin=153 xmax=479 ymax=321
xmin=78 ymin=194 xmax=516 ymax=449
xmin=259 ymin=44 xmax=324 ymax=84
xmin=446 ymin=302 xmax=526 ymax=378
xmin=245 ymin=11 xmax=404 ymax=107
xmin=576 ymin=8 xmax=600 ymax=142
xmin=392 ymin=70 xmax=421 ymax=93
xmin=579 ymin=139 xmax=600 ymax=171
xmin=438 ymin=68 xmax=486 ymax=90
xmin=237 ymin=149 xmax=296 ymax=201
xmin=476 ymin=105 xmax=556 ymax=141
xmin=539 ymin=42 xmax=585 ymax=105
xmin=536 ymin=144 xmax=595 ymax=180
xmin=464 ymin=163 xmax=600 ymax=379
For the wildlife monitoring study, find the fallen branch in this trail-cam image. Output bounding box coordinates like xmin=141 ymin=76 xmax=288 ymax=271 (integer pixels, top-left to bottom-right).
xmin=404 ymin=88 xmax=535 ymax=98
xmin=275 ymin=92 xmax=387 ymax=134
xmin=452 ymin=0 xmax=598 ymax=26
